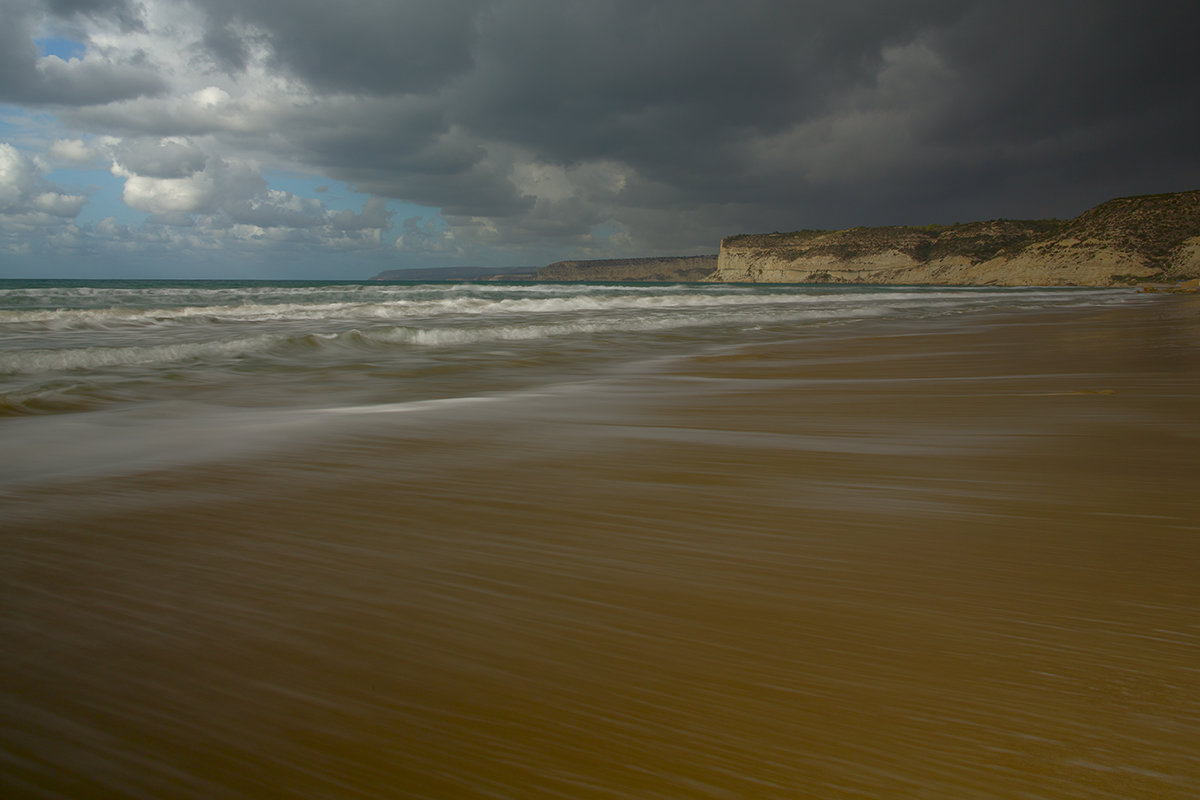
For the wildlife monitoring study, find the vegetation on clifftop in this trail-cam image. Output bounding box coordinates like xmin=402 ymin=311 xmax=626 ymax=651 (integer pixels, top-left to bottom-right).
xmin=719 ymin=190 xmax=1200 ymax=283
xmin=1059 ymin=191 xmax=1200 ymax=272
xmin=722 ymin=219 xmax=1067 ymax=265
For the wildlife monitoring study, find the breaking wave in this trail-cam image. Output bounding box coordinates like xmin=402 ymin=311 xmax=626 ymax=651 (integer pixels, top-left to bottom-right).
xmin=0 ymin=279 xmax=1139 ymax=418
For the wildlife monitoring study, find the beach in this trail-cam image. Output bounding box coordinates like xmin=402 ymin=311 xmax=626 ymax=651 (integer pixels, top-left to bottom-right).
xmin=2 ymin=284 xmax=1198 ymax=798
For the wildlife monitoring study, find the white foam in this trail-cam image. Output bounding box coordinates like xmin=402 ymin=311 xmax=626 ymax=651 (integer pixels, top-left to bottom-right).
xmin=0 ymin=283 xmax=1133 ymax=336
xmin=315 ymin=395 xmax=503 ymax=415
xmin=0 ymin=334 xmax=287 ymax=374
xmin=0 ymin=284 xmax=1137 ymax=379
xmin=0 ymin=390 xmax=523 ymax=487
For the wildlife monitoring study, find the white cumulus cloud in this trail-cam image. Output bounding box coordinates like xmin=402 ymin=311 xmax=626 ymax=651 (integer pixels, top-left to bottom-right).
xmin=112 ymin=152 xmax=263 ymax=215
xmin=48 ymin=138 xmax=101 ymax=164
xmin=0 ymin=142 xmax=88 ymax=222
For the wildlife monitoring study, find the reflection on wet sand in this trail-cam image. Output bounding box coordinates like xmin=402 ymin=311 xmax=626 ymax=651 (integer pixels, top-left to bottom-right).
xmin=3 ymin=298 xmax=1199 ymax=798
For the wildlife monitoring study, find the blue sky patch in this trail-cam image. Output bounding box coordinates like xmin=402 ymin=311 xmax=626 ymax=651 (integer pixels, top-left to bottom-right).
xmin=48 ymin=166 xmax=144 ymax=226
xmin=34 ymin=36 xmax=87 ymax=61
xmin=265 ymin=171 xmax=436 ymax=216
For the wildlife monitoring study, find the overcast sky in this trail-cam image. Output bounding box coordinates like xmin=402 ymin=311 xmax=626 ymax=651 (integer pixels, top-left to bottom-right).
xmin=1 ymin=0 xmax=1198 ymax=278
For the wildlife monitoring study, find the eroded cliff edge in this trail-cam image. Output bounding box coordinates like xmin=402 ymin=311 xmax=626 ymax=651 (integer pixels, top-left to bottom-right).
xmin=713 ymin=191 xmax=1200 ymax=286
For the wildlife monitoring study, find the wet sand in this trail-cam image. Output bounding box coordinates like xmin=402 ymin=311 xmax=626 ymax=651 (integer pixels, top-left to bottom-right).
xmin=3 ymin=296 xmax=1199 ymax=798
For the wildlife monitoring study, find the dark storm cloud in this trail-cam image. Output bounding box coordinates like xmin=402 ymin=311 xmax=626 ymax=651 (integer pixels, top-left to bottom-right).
xmin=198 ymin=22 xmax=252 ymax=74
xmin=44 ymin=0 xmax=145 ymax=29
xmin=929 ymin=4 xmax=1199 ymax=139
xmin=180 ymin=0 xmax=1197 ymax=238
xmin=11 ymin=0 xmax=1200 ymax=265
xmin=0 ymin=0 xmax=163 ymax=106
xmin=892 ymin=1 xmax=1200 ymax=221
xmin=190 ymin=0 xmax=486 ymax=94
xmin=454 ymin=1 xmax=960 ymax=169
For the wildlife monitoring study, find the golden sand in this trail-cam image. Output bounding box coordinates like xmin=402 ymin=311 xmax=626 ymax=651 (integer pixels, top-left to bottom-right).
xmin=3 ymin=296 xmax=1198 ymax=798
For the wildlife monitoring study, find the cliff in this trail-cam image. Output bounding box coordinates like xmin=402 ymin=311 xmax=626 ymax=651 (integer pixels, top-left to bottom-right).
xmin=713 ymin=191 xmax=1200 ymax=286
xmin=538 ymin=255 xmax=717 ymax=282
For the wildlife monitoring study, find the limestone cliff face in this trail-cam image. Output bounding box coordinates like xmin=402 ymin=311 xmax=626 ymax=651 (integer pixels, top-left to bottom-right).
xmin=538 ymin=255 xmax=717 ymax=282
xmin=713 ymin=191 xmax=1200 ymax=286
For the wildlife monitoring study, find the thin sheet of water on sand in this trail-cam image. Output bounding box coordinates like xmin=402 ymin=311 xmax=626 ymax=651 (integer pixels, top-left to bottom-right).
xmin=2 ymin=298 xmax=1199 ymax=798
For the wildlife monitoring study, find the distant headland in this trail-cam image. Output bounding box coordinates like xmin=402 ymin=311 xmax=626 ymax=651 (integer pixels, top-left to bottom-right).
xmin=372 ymin=190 xmax=1200 ymax=287
xmin=370 ymin=257 xmax=716 ymax=283
xmin=370 ymin=265 xmax=539 ymax=281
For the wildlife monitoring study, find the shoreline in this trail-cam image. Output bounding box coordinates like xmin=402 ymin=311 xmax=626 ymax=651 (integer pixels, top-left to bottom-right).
xmin=3 ymin=294 xmax=1199 ymax=798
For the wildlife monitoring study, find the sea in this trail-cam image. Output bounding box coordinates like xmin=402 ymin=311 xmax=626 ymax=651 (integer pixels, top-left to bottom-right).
xmin=0 ymin=279 xmax=1135 ymax=483
xmin=3 ymin=279 xmax=1198 ymax=798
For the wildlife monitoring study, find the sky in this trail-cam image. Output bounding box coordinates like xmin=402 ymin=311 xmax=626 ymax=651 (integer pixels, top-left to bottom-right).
xmin=1 ymin=0 xmax=1198 ymax=279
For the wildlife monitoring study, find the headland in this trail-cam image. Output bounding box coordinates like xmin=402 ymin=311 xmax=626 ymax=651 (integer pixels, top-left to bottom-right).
xmin=370 ymin=190 xmax=1200 ymax=287
xmin=714 ymin=190 xmax=1200 ymax=286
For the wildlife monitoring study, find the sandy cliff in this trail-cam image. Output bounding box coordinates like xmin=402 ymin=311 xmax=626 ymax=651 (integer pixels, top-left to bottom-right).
xmin=713 ymin=191 xmax=1200 ymax=286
